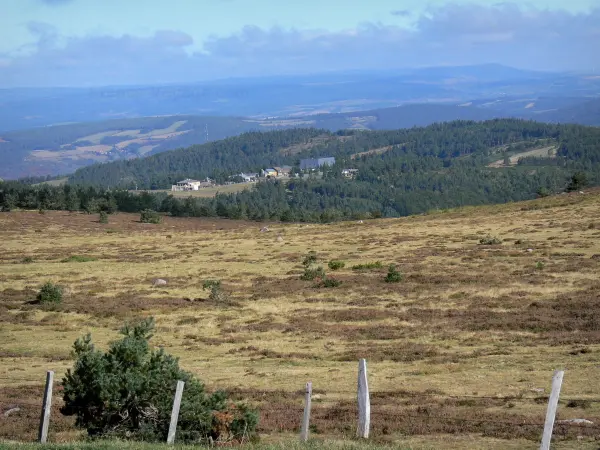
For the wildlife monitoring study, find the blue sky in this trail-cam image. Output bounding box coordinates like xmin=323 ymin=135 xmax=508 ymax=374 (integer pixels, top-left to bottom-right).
xmin=0 ymin=0 xmax=599 ymax=87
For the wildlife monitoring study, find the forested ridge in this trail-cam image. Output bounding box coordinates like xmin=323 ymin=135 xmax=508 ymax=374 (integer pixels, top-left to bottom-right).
xmin=2 ymin=119 xmax=600 ymax=222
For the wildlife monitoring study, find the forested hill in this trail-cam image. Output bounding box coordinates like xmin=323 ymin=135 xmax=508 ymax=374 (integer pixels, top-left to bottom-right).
xmin=70 ymin=119 xmax=595 ymax=190
xmin=4 ymin=119 xmax=600 ymax=221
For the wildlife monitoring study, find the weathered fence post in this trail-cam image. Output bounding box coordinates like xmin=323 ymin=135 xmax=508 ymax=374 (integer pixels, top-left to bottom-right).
xmin=357 ymin=358 xmax=370 ymax=439
xmin=300 ymin=381 xmax=312 ymax=442
xmin=167 ymin=380 xmax=185 ymax=444
xmin=540 ymin=370 xmax=565 ymax=450
xmin=38 ymin=370 xmax=54 ymax=443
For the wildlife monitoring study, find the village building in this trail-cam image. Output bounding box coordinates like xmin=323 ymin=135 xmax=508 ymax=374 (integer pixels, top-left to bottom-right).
xmin=239 ymin=172 xmax=259 ymax=182
xmin=171 ymin=178 xmax=213 ymax=191
xmin=342 ymin=168 xmax=359 ymax=179
xmin=262 ymin=168 xmax=278 ymax=178
xmin=273 ymin=165 xmax=293 ymax=177
xmin=171 ymin=179 xmax=201 ymax=191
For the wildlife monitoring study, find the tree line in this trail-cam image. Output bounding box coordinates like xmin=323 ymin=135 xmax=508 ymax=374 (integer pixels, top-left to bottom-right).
xmin=3 ymin=119 xmax=600 ymax=222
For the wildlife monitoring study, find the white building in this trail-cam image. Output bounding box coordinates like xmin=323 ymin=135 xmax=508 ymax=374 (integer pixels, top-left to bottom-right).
xmin=240 ymin=172 xmax=259 ymax=182
xmin=171 ymin=179 xmax=202 ymax=191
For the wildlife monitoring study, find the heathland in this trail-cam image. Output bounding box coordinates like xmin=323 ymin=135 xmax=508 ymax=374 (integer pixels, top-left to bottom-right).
xmin=2 ymin=189 xmax=600 ymax=448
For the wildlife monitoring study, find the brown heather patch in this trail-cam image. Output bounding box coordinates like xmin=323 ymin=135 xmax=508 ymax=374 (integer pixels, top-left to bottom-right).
xmin=3 ymin=192 xmax=600 ymax=445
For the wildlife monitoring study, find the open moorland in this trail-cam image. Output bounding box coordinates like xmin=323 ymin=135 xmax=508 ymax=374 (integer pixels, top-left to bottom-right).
xmin=2 ymin=191 xmax=600 ymax=448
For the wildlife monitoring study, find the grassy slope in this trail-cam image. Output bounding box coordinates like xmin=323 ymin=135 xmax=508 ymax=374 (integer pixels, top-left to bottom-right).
xmin=2 ymin=191 xmax=600 ymax=448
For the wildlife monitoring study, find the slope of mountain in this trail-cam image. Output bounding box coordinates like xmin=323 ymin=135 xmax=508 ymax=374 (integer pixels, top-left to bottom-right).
xmin=2 ymin=96 xmax=600 ymax=180
xmin=0 ymin=116 xmax=263 ymax=179
xmin=67 ymin=118 xmax=598 ymax=192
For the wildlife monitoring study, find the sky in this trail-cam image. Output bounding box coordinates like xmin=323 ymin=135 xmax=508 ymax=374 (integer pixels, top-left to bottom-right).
xmin=0 ymin=0 xmax=599 ymax=87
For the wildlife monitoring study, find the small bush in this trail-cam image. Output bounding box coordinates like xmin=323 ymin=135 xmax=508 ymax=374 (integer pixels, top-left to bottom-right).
xmin=140 ymin=209 xmax=162 ymax=224
xmin=479 ymin=235 xmax=502 ymax=245
xmin=61 ymin=255 xmax=97 ymax=263
xmin=535 ymin=261 xmax=545 ymax=270
xmin=384 ymin=264 xmax=403 ymax=283
xmin=37 ymin=282 xmax=63 ymax=304
xmin=302 ymin=251 xmax=318 ymax=267
xmin=317 ymin=277 xmax=342 ymax=288
xmin=566 ymin=399 xmax=591 ymax=409
xmin=99 ymin=211 xmax=108 ymax=224
xmin=301 ymin=266 xmax=326 ymax=281
xmin=352 ymin=261 xmax=383 ymax=271
xmin=21 ymin=256 xmax=34 ymax=264
xmin=328 ymin=260 xmax=346 ymax=271
xmin=203 ymin=279 xmax=229 ymax=303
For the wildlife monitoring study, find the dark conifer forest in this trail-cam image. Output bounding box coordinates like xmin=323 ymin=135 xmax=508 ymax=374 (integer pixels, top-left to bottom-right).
xmin=2 ymin=119 xmax=600 ymax=222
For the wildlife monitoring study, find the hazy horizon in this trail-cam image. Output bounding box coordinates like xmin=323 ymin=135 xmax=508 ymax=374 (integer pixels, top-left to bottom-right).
xmin=1 ymin=0 xmax=599 ymax=88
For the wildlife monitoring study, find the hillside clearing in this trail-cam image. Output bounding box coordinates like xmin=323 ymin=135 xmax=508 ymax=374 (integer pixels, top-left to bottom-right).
xmin=488 ymin=146 xmax=557 ymax=167
xmin=2 ymin=191 xmax=600 ymax=447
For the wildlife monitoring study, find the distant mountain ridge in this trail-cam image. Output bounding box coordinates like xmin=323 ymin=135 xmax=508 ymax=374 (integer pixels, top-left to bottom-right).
xmin=2 ymin=64 xmax=599 ymax=132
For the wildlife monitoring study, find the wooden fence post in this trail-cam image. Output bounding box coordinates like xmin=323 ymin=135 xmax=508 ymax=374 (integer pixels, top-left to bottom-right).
xmin=38 ymin=370 xmax=54 ymax=443
xmin=167 ymin=380 xmax=185 ymax=444
xmin=540 ymin=370 xmax=565 ymax=450
xmin=357 ymin=359 xmax=370 ymax=439
xmin=300 ymin=381 xmax=312 ymax=442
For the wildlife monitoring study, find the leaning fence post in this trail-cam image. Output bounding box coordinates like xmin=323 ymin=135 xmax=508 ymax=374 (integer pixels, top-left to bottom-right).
xmin=300 ymin=381 xmax=312 ymax=442
xmin=38 ymin=370 xmax=54 ymax=443
xmin=167 ymin=380 xmax=185 ymax=444
xmin=357 ymin=359 xmax=370 ymax=439
xmin=540 ymin=370 xmax=564 ymax=450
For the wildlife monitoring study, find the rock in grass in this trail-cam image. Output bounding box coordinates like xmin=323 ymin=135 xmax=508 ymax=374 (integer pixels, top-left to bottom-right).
xmin=3 ymin=407 xmax=20 ymax=417
xmin=152 ymin=279 xmax=167 ymax=287
xmin=558 ymin=419 xmax=594 ymax=425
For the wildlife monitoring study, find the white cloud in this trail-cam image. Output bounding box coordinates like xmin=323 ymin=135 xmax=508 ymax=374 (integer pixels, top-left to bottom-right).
xmin=1 ymin=3 xmax=598 ymax=87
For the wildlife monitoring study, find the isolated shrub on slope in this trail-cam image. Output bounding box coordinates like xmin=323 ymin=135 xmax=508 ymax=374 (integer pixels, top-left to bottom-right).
xmin=61 ymin=318 xmax=258 ymax=443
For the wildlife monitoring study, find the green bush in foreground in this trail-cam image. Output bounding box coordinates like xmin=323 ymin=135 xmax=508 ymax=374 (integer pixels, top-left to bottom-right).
xmin=99 ymin=211 xmax=109 ymax=224
xmin=37 ymin=282 xmax=63 ymax=304
xmin=61 ymin=318 xmax=258 ymax=443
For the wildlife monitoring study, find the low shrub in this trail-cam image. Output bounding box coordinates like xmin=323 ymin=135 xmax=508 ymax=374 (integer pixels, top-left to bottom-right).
xmin=302 ymin=251 xmax=318 ymax=267
xmin=317 ymin=277 xmax=342 ymax=288
xmin=300 ymin=266 xmax=326 ymax=281
xmin=61 ymin=255 xmax=97 ymax=263
xmin=479 ymin=235 xmax=502 ymax=245
xmin=328 ymin=260 xmax=346 ymax=271
xmin=140 ymin=209 xmax=162 ymax=224
xmin=37 ymin=282 xmax=63 ymax=304
xmin=99 ymin=211 xmax=108 ymax=224
xmin=535 ymin=261 xmax=545 ymax=270
xmin=352 ymin=261 xmax=383 ymax=271
xmin=21 ymin=256 xmax=34 ymax=264
xmin=384 ymin=264 xmax=403 ymax=283
xmin=203 ymin=279 xmax=229 ymax=303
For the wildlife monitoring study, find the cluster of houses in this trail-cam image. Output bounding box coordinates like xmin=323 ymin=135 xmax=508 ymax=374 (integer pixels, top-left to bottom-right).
xmin=171 ymin=156 xmax=358 ymax=191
